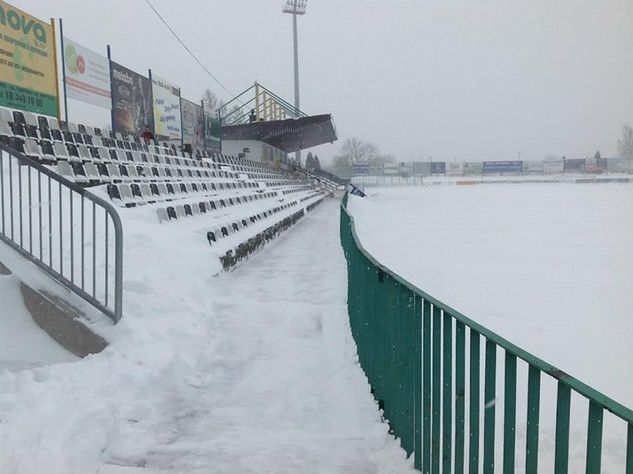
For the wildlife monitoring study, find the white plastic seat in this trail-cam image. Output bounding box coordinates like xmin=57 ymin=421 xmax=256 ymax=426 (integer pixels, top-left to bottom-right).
xmin=84 ymin=162 xmax=101 ymax=181
xmin=157 ymin=208 xmax=169 ymax=223
xmin=53 ymin=142 xmax=70 ymax=160
xmin=107 ymin=164 xmax=122 ymax=180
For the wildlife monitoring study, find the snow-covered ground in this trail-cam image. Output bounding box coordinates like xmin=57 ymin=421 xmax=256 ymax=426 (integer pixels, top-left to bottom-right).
xmin=0 ymin=198 xmax=412 ymax=473
xmin=348 ymin=184 xmax=633 ymax=471
xmin=0 ymin=272 xmax=77 ymax=372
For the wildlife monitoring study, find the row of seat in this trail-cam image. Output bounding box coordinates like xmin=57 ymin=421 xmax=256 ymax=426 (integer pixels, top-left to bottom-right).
xmin=207 ymin=201 xmax=302 ymax=246
xmin=3 ymin=107 xmax=286 ymax=175
xmin=217 ymin=194 xmax=326 ymax=270
xmin=156 ymin=191 xmax=281 ymax=223
xmin=218 ymin=209 xmax=306 ymax=270
xmin=106 ymin=180 xmax=270 ymax=207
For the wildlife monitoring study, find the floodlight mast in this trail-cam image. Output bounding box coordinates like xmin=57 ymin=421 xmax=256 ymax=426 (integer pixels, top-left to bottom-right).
xmin=282 ymin=0 xmax=307 ymax=166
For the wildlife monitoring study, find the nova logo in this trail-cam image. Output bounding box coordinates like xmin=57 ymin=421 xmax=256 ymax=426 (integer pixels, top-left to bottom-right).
xmin=0 ymin=4 xmax=47 ymax=44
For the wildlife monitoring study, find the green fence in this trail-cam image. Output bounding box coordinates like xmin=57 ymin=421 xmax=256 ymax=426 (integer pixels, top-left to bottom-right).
xmin=340 ymin=194 xmax=633 ymax=473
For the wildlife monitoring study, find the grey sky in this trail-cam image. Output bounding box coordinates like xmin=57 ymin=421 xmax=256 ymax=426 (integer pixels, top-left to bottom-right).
xmin=16 ymin=0 xmax=633 ymax=163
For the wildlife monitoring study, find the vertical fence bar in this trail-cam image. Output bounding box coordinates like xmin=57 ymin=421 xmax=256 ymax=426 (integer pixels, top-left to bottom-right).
xmin=626 ymin=424 xmax=633 ymax=474
xmin=414 ymin=295 xmax=422 ymax=471
xmin=503 ymin=353 xmax=517 ymax=474
xmin=18 ymin=158 xmax=22 ymax=247
xmin=423 ymin=300 xmax=432 ymax=473
xmin=37 ymin=172 xmax=42 ymax=260
xmin=525 ymin=366 xmax=541 ymax=472
xmin=81 ymin=197 xmax=84 ymax=290
xmin=105 ymin=211 xmax=109 ymax=305
xmin=554 ymin=382 xmax=571 ymax=474
xmin=0 ymin=152 xmax=5 ymax=236
xmin=443 ymin=312 xmax=453 ymax=473
xmin=48 ymin=176 xmax=52 ymax=265
xmin=58 ymin=185 xmax=63 ymax=274
xmin=69 ymin=188 xmax=74 ymax=284
xmin=9 ymin=155 xmax=13 ymax=239
xmin=585 ymin=401 xmax=603 ymax=474
xmin=483 ymin=340 xmax=496 ymax=474
xmin=432 ymin=305 xmax=442 ymax=474
xmin=28 ymin=166 xmax=32 ymax=253
xmin=469 ymin=330 xmax=480 ymax=474
xmin=92 ymin=201 xmax=96 ymax=297
xmin=455 ymin=321 xmax=466 ymax=474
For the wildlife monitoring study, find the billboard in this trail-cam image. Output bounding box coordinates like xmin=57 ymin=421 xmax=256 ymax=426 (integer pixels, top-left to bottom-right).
xmin=523 ymin=160 xmax=544 ymax=173
xmin=464 ymin=162 xmax=483 ymax=175
xmin=181 ymin=98 xmax=204 ymax=150
xmin=563 ymin=158 xmax=585 ymax=172
xmin=607 ymin=158 xmax=631 ymax=174
xmin=63 ymin=37 xmax=111 ymax=109
xmin=543 ymin=159 xmax=564 ymax=174
xmin=413 ymin=162 xmax=431 ymax=176
xmin=383 ymin=163 xmax=399 ymax=175
xmin=151 ymin=73 xmax=181 ymax=140
xmin=352 ymin=162 xmax=369 ymax=175
xmin=483 ymin=161 xmax=523 ymax=174
xmin=446 ymin=162 xmax=464 ymax=176
xmin=431 ymin=162 xmax=446 ymax=174
xmin=0 ymin=1 xmax=58 ymax=116
xmin=110 ymin=61 xmax=153 ymax=136
xmin=204 ymin=115 xmax=221 ymax=152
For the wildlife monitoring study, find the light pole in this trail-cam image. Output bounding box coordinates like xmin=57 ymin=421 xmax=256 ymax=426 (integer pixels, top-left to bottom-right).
xmin=282 ymin=0 xmax=307 ymax=166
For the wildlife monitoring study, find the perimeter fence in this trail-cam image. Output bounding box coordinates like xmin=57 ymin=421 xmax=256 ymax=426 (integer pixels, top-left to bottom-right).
xmin=340 ymin=193 xmax=633 ymax=473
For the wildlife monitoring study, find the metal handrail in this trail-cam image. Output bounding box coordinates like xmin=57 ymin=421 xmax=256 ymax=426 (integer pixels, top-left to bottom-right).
xmin=340 ymin=192 xmax=633 ymax=472
xmin=0 ymin=143 xmax=123 ymax=322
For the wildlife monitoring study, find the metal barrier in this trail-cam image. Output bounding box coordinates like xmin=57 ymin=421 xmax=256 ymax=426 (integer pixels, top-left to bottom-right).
xmin=340 ymin=193 xmax=633 ymax=473
xmin=0 ymin=143 xmax=123 ymax=323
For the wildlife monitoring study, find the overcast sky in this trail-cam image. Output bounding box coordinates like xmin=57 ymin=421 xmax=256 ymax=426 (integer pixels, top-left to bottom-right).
xmin=16 ymin=0 xmax=633 ymax=163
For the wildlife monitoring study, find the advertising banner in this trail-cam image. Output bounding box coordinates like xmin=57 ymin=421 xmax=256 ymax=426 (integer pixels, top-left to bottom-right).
xmin=413 ymin=162 xmax=431 ymax=176
xmin=446 ymin=162 xmax=464 ymax=176
xmin=204 ymin=115 xmax=221 ymax=152
xmin=63 ymin=37 xmax=111 ymax=109
xmin=607 ymin=158 xmax=631 ymax=174
xmin=523 ymin=160 xmax=544 ymax=173
xmin=463 ymin=162 xmax=483 ymax=175
xmin=543 ymin=159 xmax=564 ymax=174
xmin=368 ymin=164 xmax=383 ymax=176
xmin=563 ymin=158 xmax=585 ymax=172
xmin=181 ymin=98 xmax=204 ymax=150
xmin=383 ymin=163 xmax=399 ymax=175
xmin=431 ymin=162 xmax=446 ymax=175
xmin=0 ymin=1 xmax=58 ymax=116
xmin=151 ymin=73 xmax=181 ymax=140
xmin=483 ymin=161 xmax=523 ymax=174
xmin=352 ymin=162 xmax=369 ymax=175
xmin=110 ymin=61 xmax=153 ymax=136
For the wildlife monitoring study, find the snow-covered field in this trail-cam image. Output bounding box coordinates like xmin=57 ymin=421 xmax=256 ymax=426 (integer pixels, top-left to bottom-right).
xmin=348 ymin=184 xmax=633 ymax=471
xmin=0 ymin=198 xmax=412 ymax=473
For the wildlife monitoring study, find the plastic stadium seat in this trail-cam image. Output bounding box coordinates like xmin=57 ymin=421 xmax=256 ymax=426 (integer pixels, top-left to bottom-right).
xmin=157 ymin=208 xmax=169 ymax=223
xmin=57 ymin=161 xmax=87 ymax=183
xmin=84 ymin=162 xmax=102 ymax=181
xmin=175 ymin=205 xmax=186 ymax=218
xmin=53 ymin=142 xmax=70 ymax=160
xmin=107 ymin=164 xmax=122 ymax=181
xmin=0 ymin=120 xmax=13 ymax=137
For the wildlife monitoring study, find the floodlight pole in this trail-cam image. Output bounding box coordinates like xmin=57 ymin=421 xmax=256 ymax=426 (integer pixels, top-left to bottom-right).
xmin=283 ymin=0 xmax=306 ymax=166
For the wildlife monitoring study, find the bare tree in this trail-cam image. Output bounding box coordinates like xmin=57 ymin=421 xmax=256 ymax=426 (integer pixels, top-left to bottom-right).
xmin=202 ymin=88 xmax=222 ymax=114
xmin=332 ymin=137 xmax=384 ymax=176
xmin=617 ymin=125 xmax=633 ymax=161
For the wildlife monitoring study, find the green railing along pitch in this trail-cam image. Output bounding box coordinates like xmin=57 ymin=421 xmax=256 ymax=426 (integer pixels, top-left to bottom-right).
xmin=340 ymin=193 xmax=633 ymax=473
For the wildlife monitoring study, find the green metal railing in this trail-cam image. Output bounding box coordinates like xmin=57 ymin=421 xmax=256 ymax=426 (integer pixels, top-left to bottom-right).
xmin=340 ymin=193 xmax=633 ymax=473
